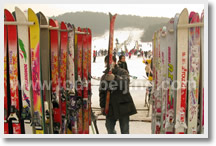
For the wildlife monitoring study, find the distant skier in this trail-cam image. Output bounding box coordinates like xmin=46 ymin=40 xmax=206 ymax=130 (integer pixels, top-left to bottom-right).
xmin=145 ymin=61 xmax=153 ymax=80
xmin=113 ymin=48 xmax=117 ymax=57
xmin=99 ymin=55 xmax=137 ymax=134
xmin=93 ymin=50 xmax=97 ymax=63
xmin=144 ymin=59 xmax=153 ymax=104
xmin=118 ymin=55 xmax=129 ymax=73
xmin=129 ymin=51 xmax=132 ymax=59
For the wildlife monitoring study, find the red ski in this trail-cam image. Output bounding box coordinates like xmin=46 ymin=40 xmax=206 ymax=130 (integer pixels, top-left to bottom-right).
xmin=82 ymin=28 xmax=89 ymax=134
xmin=5 ymin=9 xmax=22 ymax=134
xmin=87 ymin=28 xmax=92 ymax=126
xmin=105 ymin=13 xmax=117 ymax=115
xmin=77 ymin=27 xmax=83 ymax=134
xmin=4 ymin=14 xmax=9 ymax=134
xmin=50 ymin=19 xmax=62 ymax=134
xmin=60 ymin=21 xmax=68 ymax=133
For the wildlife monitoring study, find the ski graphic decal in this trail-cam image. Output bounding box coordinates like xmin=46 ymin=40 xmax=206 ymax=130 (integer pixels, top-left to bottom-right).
xmin=28 ymin=8 xmax=45 ymax=134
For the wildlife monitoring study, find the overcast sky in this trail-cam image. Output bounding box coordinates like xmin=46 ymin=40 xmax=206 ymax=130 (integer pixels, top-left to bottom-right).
xmin=4 ymin=4 xmax=204 ymax=18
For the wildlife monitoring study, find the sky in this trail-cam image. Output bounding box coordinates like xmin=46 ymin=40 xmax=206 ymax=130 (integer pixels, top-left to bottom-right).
xmin=4 ymin=4 xmax=204 ymax=18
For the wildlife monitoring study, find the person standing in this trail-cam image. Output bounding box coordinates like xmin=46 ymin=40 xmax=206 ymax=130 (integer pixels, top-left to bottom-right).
xmin=128 ymin=51 xmax=131 ymax=59
xmin=93 ymin=50 xmax=97 ymax=63
xmin=99 ymin=55 xmax=137 ymax=134
xmin=118 ymin=55 xmax=129 ymax=73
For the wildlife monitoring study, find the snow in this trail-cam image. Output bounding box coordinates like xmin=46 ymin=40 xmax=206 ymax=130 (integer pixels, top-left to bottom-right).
xmin=92 ymin=27 xmax=152 ymax=52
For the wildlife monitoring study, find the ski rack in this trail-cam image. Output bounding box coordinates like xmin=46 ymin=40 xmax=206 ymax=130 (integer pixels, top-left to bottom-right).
xmin=40 ymin=25 xmax=89 ymax=34
xmin=4 ymin=21 xmax=35 ymax=25
xmin=4 ymin=22 xmax=89 ymax=35
xmin=178 ymin=22 xmax=204 ymax=28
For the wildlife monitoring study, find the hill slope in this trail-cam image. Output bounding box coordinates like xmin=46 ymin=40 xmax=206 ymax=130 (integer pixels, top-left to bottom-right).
xmin=51 ymin=11 xmax=169 ymax=42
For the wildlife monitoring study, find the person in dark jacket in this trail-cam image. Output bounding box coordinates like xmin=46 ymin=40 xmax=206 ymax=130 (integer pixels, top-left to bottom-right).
xmin=99 ymin=55 xmax=137 ymax=134
xmin=118 ymin=55 xmax=129 ymax=73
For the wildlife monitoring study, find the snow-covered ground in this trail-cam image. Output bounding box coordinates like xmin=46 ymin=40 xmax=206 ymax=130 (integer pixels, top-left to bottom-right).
xmin=92 ymin=27 xmax=152 ymax=52
xmin=91 ymin=55 xmax=152 ymax=134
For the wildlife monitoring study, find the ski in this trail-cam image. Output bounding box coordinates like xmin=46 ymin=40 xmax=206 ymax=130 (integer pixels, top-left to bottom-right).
xmin=4 ymin=12 xmax=10 ymax=134
xmin=77 ymin=27 xmax=83 ymax=134
xmin=187 ymin=12 xmax=200 ymax=134
xmin=165 ymin=15 xmax=179 ymax=134
xmin=15 ymin=7 xmax=34 ymax=134
xmin=151 ymin=31 xmax=157 ymax=134
xmin=66 ymin=23 xmax=75 ymax=134
xmin=49 ymin=18 xmax=62 ymax=134
xmin=87 ymin=28 xmax=92 ymax=126
xmin=82 ymin=28 xmax=89 ymax=134
xmin=28 ymin=8 xmax=45 ymax=134
xmin=200 ymin=10 xmax=204 ymax=134
xmin=154 ymin=29 xmax=162 ymax=134
xmin=105 ymin=13 xmax=117 ymax=115
xmin=160 ymin=26 xmax=168 ymax=134
xmin=59 ymin=21 xmax=68 ymax=134
xmin=87 ymin=28 xmax=91 ymax=126
xmin=37 ymin=12 xmax=53 ymax=134
xmin=72 ymin=28 xmax=79 ymax=134
xmin=175 ymin=8 xmax=189 ymax=134
xmin=5 ymin=9 xmax=22 ymax=134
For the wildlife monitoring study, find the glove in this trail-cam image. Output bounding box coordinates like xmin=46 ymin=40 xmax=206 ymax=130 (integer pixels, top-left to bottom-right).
xmin=104 ymin=73 xmax=115 ymax=81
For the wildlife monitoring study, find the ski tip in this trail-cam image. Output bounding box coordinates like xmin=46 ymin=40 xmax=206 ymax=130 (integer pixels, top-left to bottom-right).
xmin=191 ymin=13 xmax=200 ymax=24
xmin=180 ymin=8 xmax=189 ymax=16
xmin=189 ymin=11 xmax=196 ymax=20
xmin=4 ymin=8 xmax=9 ymax=14
xmin=15 ymin=6 xmax=21 ymax=13
xmin=60 ymin=21 xmax=67 ymax=29
xmin=67 ymin=23 xmax=72 ymax=28
xmin=28 ymin=8 xmax=35 ymax=14
xmin=39 ymin=11 xmax=48 ymax=23
xmin=175 ymin=13 xmax=180 ymax=18
xmin=4 ymin=9 xmax=16 ymax=21
xmin=4 ymin=9 xmax=11 ymax=16
xmin=49 ymin=18 xmax=56 ymax=27
xmin=88 ymin=28 xmax=92 ymax=35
